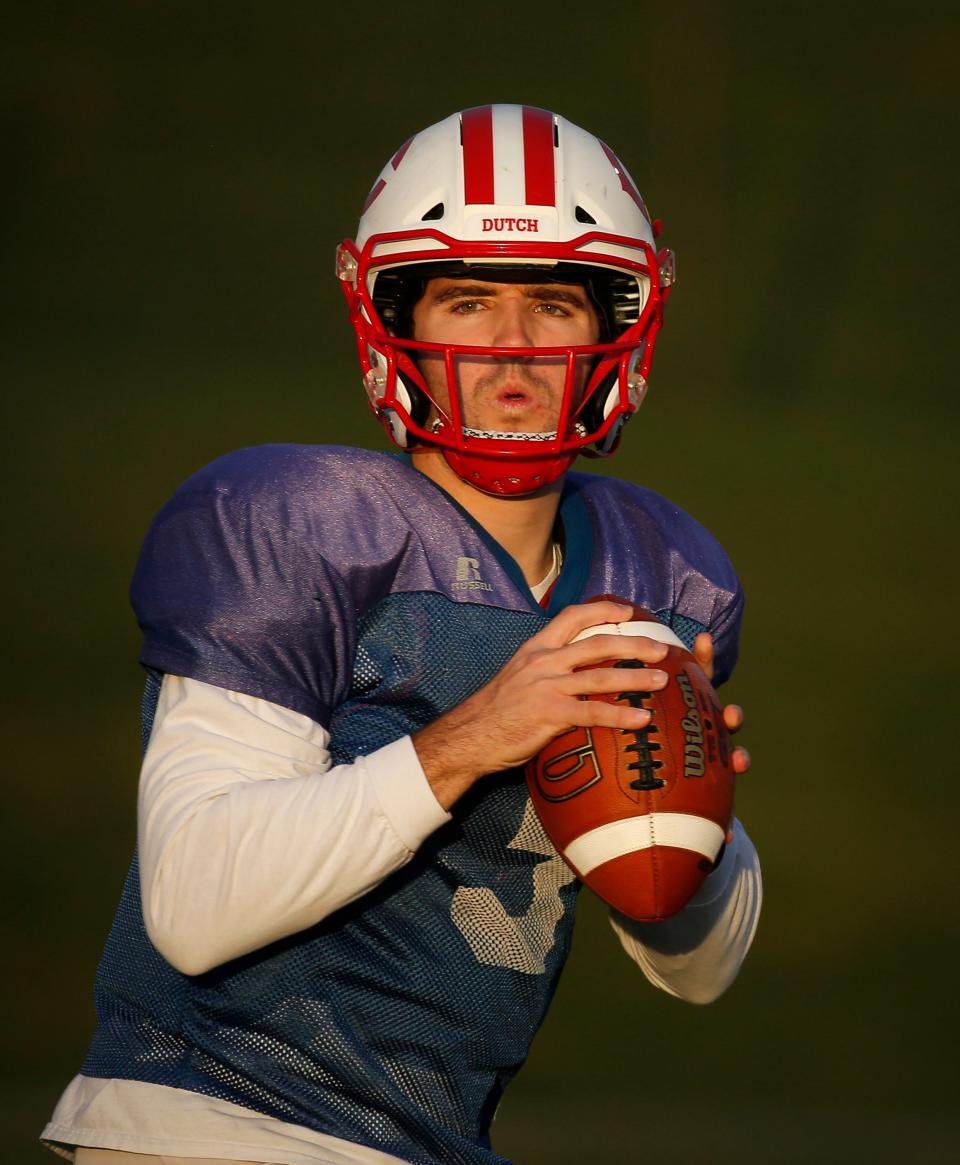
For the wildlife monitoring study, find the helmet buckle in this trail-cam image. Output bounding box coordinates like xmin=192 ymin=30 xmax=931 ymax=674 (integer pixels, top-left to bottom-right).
xmin=364 ymin=367 xmax=386 ymax=406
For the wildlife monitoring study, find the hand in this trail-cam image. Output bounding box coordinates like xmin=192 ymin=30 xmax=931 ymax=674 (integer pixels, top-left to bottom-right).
xmin=414 ymin=600 xmax=671 ymax=809
xmin=693 ymin=631 xmax=751 ymax=776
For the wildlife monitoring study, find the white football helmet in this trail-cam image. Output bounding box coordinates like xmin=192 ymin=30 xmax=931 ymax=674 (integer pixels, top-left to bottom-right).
xmin=337 ymin=104 xmax=675 ymax=495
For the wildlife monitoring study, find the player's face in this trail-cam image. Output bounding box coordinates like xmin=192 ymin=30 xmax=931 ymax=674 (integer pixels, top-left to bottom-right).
xmin=410 ymin=278 xmax=601 ymax=434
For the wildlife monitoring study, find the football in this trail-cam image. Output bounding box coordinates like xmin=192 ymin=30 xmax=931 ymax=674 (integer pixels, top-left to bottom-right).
xmin=525 ymin=599 xmax=735 ymax=921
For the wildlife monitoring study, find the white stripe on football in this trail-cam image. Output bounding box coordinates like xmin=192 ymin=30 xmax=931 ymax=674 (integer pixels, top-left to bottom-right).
xmin=564 ymin=813 xmax=726 ymax=876
xmin=572 ymin=619 xmax=687 ymax=649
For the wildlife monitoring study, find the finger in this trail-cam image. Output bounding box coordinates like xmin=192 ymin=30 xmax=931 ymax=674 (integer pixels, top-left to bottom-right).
xmin=573 ymin=699 xmax=652 ymax=732
xmin=560 ymin=665 xmax=669 ymax=697
xmin=533 ymin=600 xmax=637 ymax=649
xmin=559 ymin=633 xmax=669 ymax=670
xmin=722 ymin=704 xmax=744 ymax=733
xmin=693 ymin=631 xmax=715 ymax=680
xmin=732 ymin=746 xmax=751 ymax=775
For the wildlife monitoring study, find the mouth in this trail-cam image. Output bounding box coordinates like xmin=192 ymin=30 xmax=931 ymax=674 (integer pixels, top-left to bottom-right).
xmin=495 ymin=385 xmax=536 ymax=412
xmin=460 ymin=364 xmax=562 ymax=432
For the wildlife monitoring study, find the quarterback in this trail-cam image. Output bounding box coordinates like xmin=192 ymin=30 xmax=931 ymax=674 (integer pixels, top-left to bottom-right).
xmin=43 ymin=105 xmax=761 ymax=1165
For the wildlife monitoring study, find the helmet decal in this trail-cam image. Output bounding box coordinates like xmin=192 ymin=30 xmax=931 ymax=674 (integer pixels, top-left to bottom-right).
xmin=361 ymin=178 xmax=386 ymax=215
xmin=461 ymin=105 xmax=557 ymax=209
xmin=361 ymin=136 xmax=414 ymax=215
xmin=390 ymin=135 xmax=414 ymax=171
xmin=461 ymin=106 xmax=495 ymax=204
xmin=598 ymin=140 xmax=652 ymax=224
xmin=521 ymin=105 xmax=556 ymax=206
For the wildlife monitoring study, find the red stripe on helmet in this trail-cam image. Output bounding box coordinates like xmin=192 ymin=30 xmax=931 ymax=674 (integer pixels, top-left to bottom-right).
xmin=522 ymin=106 xmax=556 ymax=206
xmin=361 ymin=178 xmax=387 ymax=214
xmin=390 ymin=136 xmax=413 ymax=170
xmin=599 ymin=141 xmax=651 ymax=223
xmin=461 ymin=106 xmax=495 ymax=205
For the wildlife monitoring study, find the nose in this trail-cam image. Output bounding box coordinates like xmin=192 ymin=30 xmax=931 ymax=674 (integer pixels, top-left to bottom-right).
xmin=491 ymin=299 xmax=535 ymax=349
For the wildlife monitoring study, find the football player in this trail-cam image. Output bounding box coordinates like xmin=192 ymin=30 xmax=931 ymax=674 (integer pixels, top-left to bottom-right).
xmin=43 ymin=105 xmax=761 ymax=1165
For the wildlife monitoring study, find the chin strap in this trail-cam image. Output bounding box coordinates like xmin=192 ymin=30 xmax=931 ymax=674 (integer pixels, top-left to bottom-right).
xmin=441 ymin=444 xmax=577 ymax=496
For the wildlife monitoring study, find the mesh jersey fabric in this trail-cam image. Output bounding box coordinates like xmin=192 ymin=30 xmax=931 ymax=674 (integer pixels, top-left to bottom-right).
xmin=80 ymin=446 xmax=743 ymax=1165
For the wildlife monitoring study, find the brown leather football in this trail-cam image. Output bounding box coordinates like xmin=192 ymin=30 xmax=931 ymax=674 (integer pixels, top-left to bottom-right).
xmin=525 ymin=599 xmax=735 ymax=921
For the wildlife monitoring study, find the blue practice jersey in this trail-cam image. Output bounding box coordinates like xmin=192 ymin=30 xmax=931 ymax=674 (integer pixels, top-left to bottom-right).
xmin=81 ymin=446 xmax=743 ymax=1165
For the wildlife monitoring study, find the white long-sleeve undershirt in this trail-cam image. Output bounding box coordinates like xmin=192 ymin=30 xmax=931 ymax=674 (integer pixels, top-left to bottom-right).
xmin=139 ymin=674 xmax=760 ymax=997
xmin=610 ymin=816 xmax=761 ymax=1004
xmin=138 ymin=674 xmax=452 ymax=975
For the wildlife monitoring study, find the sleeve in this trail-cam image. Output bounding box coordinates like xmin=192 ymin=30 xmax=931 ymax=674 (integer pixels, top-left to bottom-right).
xmin=139 ymin=674 xmax=452 ymax=976
xmin=706 ymin=580 xmax=744 ymax=690
xmin=131 ymin=469 xmax=355 ymax=723
xmin=608 ymin=819 xmax=762 ymax=1004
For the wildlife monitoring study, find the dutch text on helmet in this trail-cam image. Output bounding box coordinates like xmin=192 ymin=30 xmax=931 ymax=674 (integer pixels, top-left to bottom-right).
xmin=481 ymin=218 xmax=540 ymax=233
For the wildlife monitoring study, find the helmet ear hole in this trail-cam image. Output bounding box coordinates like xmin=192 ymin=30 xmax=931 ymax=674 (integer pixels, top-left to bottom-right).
xmin=397 ymin=375 xmax=431 ymax=430
xmin=579 ymin=372 xmax=622 ymax=456
xmin=383 ymin=372 xmax=431 ymax=449
xmin=383 ymin=409 xmax=411 ymax=448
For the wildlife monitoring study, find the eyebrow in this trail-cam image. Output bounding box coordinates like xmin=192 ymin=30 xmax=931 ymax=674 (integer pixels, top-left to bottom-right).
xmin=428 ymin=283 xmax=590 ymax=308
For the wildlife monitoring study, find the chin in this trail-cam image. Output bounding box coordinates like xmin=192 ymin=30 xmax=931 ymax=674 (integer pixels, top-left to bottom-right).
xmin=484 ymin=410 xmax=554 ymax=432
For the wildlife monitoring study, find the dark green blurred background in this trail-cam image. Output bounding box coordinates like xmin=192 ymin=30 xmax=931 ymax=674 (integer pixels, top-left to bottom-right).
xmin=4 ymin=3 xmax=957 ymax=1161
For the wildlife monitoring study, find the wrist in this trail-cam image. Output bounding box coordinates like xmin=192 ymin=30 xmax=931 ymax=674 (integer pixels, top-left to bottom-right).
xmin=412 ymin=703 xmax=492 ymax=810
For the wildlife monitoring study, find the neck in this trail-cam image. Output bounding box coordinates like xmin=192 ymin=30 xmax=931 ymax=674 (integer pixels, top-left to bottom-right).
xmin=412 ymin=448 xmax=563 ymax=585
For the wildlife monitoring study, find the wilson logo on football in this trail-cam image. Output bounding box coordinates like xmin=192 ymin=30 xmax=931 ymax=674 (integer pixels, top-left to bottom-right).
xmin=676 ymin=670 xmax=730 ymax=777
xmin=531 ymin=727 xmax=602 ymax=802
xmin=677 ymin=673 xmax=706 ymax=776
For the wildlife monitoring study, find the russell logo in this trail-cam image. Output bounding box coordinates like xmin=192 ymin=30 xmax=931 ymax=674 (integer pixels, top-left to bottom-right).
xmin=454 ymin=556 xmax=493 ymax=592
xmin=481 ymin=217 xmax=540 ymax=232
